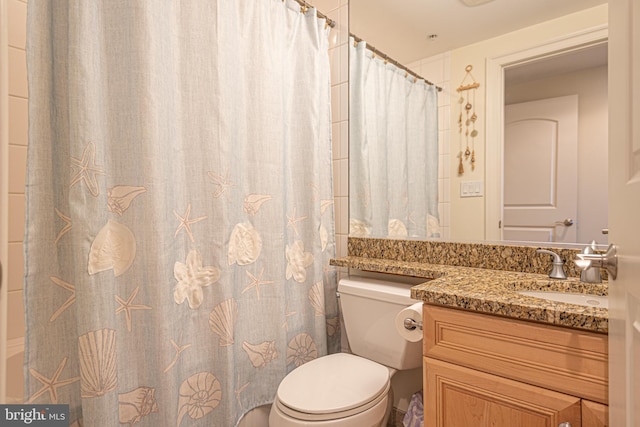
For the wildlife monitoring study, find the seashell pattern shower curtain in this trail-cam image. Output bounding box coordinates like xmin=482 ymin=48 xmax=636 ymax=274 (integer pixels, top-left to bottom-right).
xmin=23 ymin=1 xmax=339 ymax=426
xmin=349 ymin=37 xmax=440 ymax=239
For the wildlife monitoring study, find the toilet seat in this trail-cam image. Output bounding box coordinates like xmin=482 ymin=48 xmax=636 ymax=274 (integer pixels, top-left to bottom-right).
xmin=274 ymin=353 xmax=390 ymax=422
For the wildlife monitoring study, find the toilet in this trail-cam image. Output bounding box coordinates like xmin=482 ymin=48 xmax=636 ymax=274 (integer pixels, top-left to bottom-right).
xmin=269 ymin=277 xmax=423 ymax=426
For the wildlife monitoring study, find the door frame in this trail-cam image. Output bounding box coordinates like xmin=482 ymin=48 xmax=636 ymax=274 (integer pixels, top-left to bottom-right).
xmin=485 ymin=24 xmax=608 ymax=241
xmin=0 ymin=0 xmax=10 ymax=404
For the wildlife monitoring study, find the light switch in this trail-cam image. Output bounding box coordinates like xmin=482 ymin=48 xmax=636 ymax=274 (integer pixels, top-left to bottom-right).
xmin=460 ymin=181 xmax=484 ymax=197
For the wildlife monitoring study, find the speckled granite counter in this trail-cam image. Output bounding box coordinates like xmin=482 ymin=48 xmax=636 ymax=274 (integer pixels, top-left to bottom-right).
xmin=330 ymin=256 xmax=608 ymax=334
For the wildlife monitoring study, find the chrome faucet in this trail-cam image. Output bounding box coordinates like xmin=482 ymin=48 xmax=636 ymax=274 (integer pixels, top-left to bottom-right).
xmin=536 ymin=249 xmax=567 ymax=279
xmin=575 ymin=244 xmax=618 ymax=280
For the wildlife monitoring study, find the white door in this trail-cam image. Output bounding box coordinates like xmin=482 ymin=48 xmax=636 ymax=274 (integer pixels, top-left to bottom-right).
xmin=609 ymin=0 xmax=640 ymax=425
xmin=503 ymin=96 xmax=578 ymax=242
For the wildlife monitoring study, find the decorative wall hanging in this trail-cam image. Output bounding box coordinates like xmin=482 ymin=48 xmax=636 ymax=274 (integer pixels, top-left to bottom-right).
xmin=456 ymin=65 xmax=480 ymax=175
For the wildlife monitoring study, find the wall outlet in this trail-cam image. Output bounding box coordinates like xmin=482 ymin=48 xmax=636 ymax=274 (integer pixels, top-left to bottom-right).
xmin=460 ymin=181 xmax=484 ymax=198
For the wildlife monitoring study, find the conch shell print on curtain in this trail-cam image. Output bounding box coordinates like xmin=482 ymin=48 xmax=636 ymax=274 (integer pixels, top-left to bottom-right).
xmin=118 ymin=386 xmax=159 ymax=426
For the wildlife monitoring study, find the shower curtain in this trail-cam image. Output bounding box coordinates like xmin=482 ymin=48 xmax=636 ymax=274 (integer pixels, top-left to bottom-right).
xmin=349 ymin=38 xmax=440 ymax=239
xmin=24 ymin=1 xmax=339 ymax=426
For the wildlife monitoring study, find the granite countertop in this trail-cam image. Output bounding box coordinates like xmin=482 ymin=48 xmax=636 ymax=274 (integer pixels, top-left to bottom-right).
xmin=330 ymin=256 xmax=608 ymax=333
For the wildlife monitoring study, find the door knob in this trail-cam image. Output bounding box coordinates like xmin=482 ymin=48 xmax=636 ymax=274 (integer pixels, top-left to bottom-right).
xmin=555 ymin=218 xmax=574 ymax=226
xmin=558 ymin=423 xmax=572 ymax=427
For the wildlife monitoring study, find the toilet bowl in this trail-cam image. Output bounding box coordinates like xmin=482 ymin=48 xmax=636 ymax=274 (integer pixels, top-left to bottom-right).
xmin=269 ymin=353 xmax=391 ymax=427
xmin=269 ymin=277 xmax=423 ymax=426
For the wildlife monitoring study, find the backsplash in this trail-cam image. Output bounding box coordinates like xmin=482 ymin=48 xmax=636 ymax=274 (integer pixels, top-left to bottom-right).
xmin=347 ymin=237 xmax=605 ymax=279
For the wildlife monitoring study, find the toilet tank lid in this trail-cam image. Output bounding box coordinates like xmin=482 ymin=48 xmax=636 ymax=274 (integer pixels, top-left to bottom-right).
xmin=338 ymin=277 xmax=417 ymax=305
xmin=276 ymin=353 xmax=390 ymax=415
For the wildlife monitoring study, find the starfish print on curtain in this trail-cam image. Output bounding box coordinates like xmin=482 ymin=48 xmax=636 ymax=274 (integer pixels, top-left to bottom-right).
xmin=70 ymin=142 xmax=105 ymax=197
xmin=27 ymin=357 xmax=80 ymax=404
xmin=49 ymin=276 xmax=76 ymax=322
xmin=164 ymin=338 xmax=192 ymax=374
xmin=207 ymin=170 xmax=233 ymax=199
xmin=115 ymin=286 xmax=152 ymax=332
xmin=241 ymin=267 xmax=274 ymax=298
xmin=286 ymin=207 xmax=307 ymax=236
xmin=174 ymin=203 xmax=207 ymax=243
xmin=54 ymin=208 xmax=72 ymax=244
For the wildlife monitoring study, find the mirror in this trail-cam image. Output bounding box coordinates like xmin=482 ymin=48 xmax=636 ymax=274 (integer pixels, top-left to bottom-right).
xmin=349 ymin=0 xmax=609 ymax=246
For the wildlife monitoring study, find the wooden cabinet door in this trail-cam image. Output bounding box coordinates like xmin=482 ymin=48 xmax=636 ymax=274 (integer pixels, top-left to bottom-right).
xmin=582 ymin=400 xmax=608 ymax=427
xmin=425 ymin=357 xmax=581 ymax=427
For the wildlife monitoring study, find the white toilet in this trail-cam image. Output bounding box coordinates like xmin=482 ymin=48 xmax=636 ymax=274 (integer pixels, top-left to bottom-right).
xmin=269 ymin=277 xmax=423 ymax=426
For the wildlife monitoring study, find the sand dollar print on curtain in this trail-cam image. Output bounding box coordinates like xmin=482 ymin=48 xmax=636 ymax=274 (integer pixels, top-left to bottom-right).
xmin=24 ymin=1 xmax=339 ymax=426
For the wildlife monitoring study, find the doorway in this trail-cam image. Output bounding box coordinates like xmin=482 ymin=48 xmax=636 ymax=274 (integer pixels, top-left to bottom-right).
xmin=485 ymin=25 xmax=609 ymax=244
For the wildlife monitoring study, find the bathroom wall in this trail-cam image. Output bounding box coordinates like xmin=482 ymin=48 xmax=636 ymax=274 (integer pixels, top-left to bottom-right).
xmin=322 ymin=0 xmax=350 ymax=260
xmin=2 ymin=0 xmax=28 ymax=404
xmin=407 ymin=54 xmax=452 ymax=240
xmin=506 ymin=65 xmax=608 ymax=245
xmin=448 ymin=4 xmax=608 ymax=240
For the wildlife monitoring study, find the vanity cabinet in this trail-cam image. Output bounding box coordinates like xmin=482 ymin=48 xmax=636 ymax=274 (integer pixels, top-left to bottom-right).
xmin=423 ymin=305 xmax=609 ymax=427
xmin=581 ymin=400 xmax=608 ymax=427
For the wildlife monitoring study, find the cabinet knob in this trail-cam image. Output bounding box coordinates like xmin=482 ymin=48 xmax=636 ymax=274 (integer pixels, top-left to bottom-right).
xmin=558 ymin=423 xmax=572 ymax=427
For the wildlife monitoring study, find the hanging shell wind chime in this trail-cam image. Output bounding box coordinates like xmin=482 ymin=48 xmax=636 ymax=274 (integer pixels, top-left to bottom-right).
xmin=457 ymin=65 xmax=480 ymax=175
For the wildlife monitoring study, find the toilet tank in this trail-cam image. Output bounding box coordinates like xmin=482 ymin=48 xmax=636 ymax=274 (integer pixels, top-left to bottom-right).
xmin=338 ymin=277 xmax=423 ymax=370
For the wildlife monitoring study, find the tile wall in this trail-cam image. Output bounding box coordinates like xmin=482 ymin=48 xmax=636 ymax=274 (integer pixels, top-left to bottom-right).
xmin=4 ymin=0 xmax=28 ymax=403
xmin=313 ymin=0 xmax=350 ymax=259
xmin=408 ymin=53 xmax=452 ymax=240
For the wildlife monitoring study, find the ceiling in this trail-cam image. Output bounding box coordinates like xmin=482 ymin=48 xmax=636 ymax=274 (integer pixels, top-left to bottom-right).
xmin=349 ymin=0 xmax=608 ymax=65
xmin=504 ymin=42 xmax=608 ymax=87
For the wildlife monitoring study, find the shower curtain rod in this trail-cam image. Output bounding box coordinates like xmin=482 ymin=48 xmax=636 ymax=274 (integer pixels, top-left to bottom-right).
xmin=292 ymin=0 xmax=336 ymax=28
xmin=350 ymin=33 xmax=442 ymax=92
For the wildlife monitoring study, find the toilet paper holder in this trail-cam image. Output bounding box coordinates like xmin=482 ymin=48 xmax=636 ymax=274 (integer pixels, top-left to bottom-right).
xmin=404 ymin=318 xmax=423 ymax=331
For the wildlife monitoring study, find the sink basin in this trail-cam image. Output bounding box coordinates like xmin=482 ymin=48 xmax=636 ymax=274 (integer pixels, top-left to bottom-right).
xmin=517 ymin=290 xmax=608 ymax=309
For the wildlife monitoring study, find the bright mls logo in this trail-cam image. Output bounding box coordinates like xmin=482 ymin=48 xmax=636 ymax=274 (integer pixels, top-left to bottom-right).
xmin=0 ymin=405 xmax=69 ymax=426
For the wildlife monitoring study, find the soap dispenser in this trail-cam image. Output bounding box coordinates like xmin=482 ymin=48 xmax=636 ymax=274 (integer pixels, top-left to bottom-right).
xmin=579 ymin=240 xmax=602 ymax=283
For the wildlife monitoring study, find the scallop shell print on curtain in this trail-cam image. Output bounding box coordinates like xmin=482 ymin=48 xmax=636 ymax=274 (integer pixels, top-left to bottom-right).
xmin=24 ymin=1 xmax=338 ymax=425
xmin=88 ymin=220 xmax=136 ymax=277
xmin=78 ymin=329 xmax=118 ymax=398
xmin=209 ymin=298 xmax=238 ymax=346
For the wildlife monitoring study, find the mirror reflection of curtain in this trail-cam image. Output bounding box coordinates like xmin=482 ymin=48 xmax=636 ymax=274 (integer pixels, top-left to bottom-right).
xmin=24 ymin=2 xmax=339 ymax=425
xmin=349 ymin=38 xmax=440 ymax=239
